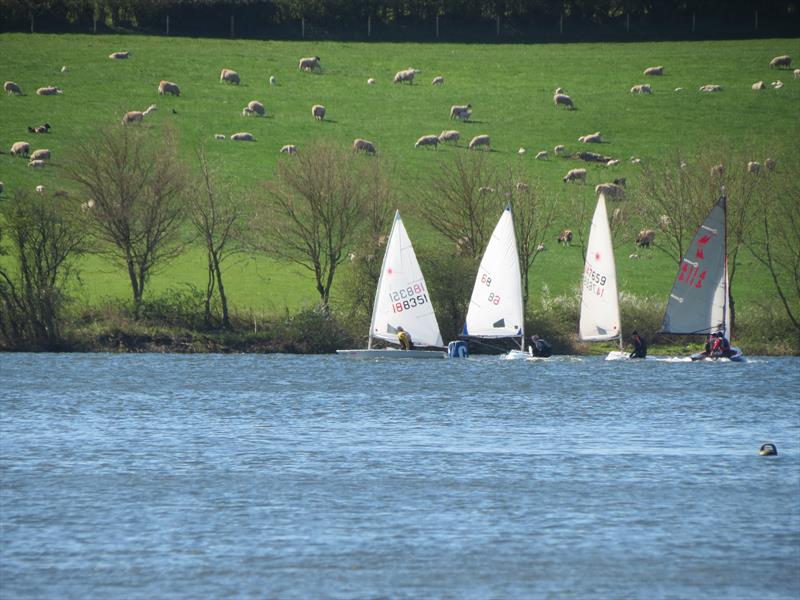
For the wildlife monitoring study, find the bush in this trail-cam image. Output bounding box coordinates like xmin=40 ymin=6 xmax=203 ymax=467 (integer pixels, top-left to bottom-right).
xmin=138 ymin=285 xmax=206 ymax=330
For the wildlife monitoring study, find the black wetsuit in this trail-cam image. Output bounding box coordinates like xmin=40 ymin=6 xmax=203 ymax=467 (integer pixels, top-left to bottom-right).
xmin=531 ymin=338 xmax=552 ymax=358
xmin=630 ymin=335 xmax=647 ymax=359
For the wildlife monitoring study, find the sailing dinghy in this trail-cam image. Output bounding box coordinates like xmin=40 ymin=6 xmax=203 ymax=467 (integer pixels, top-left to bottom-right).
xmin=337 ymin=210 xmax=444 ymax=359
xmin=660 ymin=193 xmax=744 ymax=362
xmin=460 ymin=204 xmax=527 ymax=359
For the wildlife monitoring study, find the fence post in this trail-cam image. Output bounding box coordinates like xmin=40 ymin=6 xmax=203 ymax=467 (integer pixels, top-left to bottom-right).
xmin=166 ymin=15 xmax=170 ymax=36
xmin=436 ymin=15 xmax=439 ymax=39
xmin=368 ymin=15 xmax=371 ymax=37
xmin=560 ymin=13 xmax=564 ymax=35
xmin=302 ymin=17 xmax=305 ymax=39
xmin=230 ymin=15 xmax=235 ymax=38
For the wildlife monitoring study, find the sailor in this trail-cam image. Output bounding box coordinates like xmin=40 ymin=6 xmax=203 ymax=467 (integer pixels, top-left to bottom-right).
xmin=396 ymin=326 xmax=413 ymax=350
xmin=529 ymin=334 xmax=552 ymax=358
xmin=629 ymin=330 xmax=647 ymax=359
xmin=709 ymin=332 xmax=725 ymax=358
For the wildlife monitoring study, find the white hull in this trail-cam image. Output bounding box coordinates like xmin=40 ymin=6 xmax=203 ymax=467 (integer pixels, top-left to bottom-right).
xmin=336 ymin=348 xmax=444 ymax=359
xmin=503 ymin=349 xmax=529 ymax=361
xmin=605 ymin=351 xmax=658 ymax=361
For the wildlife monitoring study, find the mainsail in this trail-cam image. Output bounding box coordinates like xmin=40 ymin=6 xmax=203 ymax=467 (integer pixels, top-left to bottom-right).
xmin=463 ymin=204 xmax=525 ymax=347
xmin=369 ymin=211 xmax=443 ymax=348
xmin=661 ymin=196 xmax=728 ymax=336
xmin=579 ymin=193 xmax=621 ymax=342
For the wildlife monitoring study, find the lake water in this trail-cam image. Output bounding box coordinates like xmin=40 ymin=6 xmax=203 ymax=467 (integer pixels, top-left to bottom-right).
xmin=1 ymin=353 xmax=798 ymax=599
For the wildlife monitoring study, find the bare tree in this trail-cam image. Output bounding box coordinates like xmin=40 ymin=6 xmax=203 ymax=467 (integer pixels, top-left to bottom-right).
xmin=190 ymin=149 xmax=243 ymax=329
xmin=67 ymin=126 xmax=188 ymax=317
xmin=256 ymin=141 xmax=387 ymax=309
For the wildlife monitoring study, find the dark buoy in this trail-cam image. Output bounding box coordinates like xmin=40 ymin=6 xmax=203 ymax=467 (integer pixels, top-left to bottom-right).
xmin=759 ymin=443 xmax=778 ymax=456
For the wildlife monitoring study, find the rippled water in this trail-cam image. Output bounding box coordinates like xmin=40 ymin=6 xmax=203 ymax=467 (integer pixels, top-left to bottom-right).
xmin=1 ymin=353 xmax=799 ymax=599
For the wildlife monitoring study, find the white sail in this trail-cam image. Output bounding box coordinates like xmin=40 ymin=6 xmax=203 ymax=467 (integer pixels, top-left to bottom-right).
xmin=463 ymin=205 xmax=524 ymax=344
xmin=369 ymin=211 xmax=443 ymax=348
xmin=579 ymin=194 xmax=621 ymax=341
xmin=662 ymin=197 xmax=727 ymax=335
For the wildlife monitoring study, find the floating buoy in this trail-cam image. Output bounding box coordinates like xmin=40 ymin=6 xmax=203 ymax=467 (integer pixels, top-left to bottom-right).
xmin=759 ymin=443 xmax=777 ymax=456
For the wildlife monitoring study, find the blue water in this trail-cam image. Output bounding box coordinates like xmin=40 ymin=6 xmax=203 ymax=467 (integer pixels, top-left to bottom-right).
xmin=1 ymin=354 xmax=799 ymax=599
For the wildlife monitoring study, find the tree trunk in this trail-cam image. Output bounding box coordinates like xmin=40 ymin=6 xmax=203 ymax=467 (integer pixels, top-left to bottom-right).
xmin=211 ymin=252 xmax=230 ymax=329
xmin=204 ymin=252 xmax=214 ymax=328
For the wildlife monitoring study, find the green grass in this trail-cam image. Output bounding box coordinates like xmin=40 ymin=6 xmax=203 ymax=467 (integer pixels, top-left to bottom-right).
xmin=1 ymin=33 xmax=798 ymax=319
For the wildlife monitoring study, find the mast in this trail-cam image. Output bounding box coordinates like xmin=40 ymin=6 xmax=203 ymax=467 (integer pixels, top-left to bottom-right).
xmin=721 ymin=186 xmax=730 ymax=341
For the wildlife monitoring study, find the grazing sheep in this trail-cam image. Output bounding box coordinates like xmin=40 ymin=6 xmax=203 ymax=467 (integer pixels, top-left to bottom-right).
xmin=747 ymin=161 xmax=761 ymax=174
xmin=143 ymin=104 xmax=157 ymax=116
xmin=122 ymin=111 xmax=144 ymax=125
xmin=109 ymin=51 xmax=129 ymax=59
xmin=606 ymin=159 xmax=621 ymax=166
xmin=771 ymin=80 xmax=784 ymax=89
xmin=644 ymin=66 xmax=664 ymax=76
xmin=158 ymin=80 xmax=180 ymax=96
xmin=557 ymin=230 xmax=573 ymax=245
xmin=242 ymin=107 xmax=253 ymax=117
xmin=438 ymin=130 xmax=460 ymax=144
xmin=535 ymin=151 xmax=548 ymax=160
xmin=478 ymin=186 xmax=495 ymax=194
xmin=299 ymin=56 xmax=321 ymax=72
xmin=630 ymin=157 xmax=642 ymax=165
xmin=393 ymin=68 xmax=419 ymax=84
xmin=220 ymin=69 xmax=240 ymax=84
xmin=554 ymin=87 xmax=565 ymax=94
xmin=36 ymin=86 xmax=62 ymax=96
xmin=699 ymin=84 xmax=722 ymax=92
xmin=311 ymin=104 xmax=326 ymax=120
xmin=595 ymin=182 xmax=625 ymax=200
xmin=269 ymin=76 xmax=277 ymax=86
xmin=231 ymin=132 xmax=255 ymax=141
xmin=214 ymin=134 xmax=225 ymax=140
xmin=630 ymin=84 xmax=652 ymax=94
xmin=554 ymin=145 xmax=567 ymax=156
xmin=449 ymin=104 xmax=472 ymax=120
xmin=636 ymin=229 xmax=656 ymax=247
xmin=415 ymin=135 xmax=439 ymax=149
xmin=518 ymin=148 xmax=526 ymax=155
xmin=563 ymin=168 xmax=587 ymax=183
xmin=659 ymin=215 xmax=671 ymax=229
xmin=4 ymin=81 xmax=22 ymax=95
xmin=61 ymin=65 xmax=67 ymax=72
xmin=30 ymin=149 xmax=51 ymax=161
xmin=554 ymin=93 xmax=574 ymax=110
xmin=247 ymin=100 xmax=266 ymax=116
xmin=674 ymin=87 xmax=684 ymax=92
xmin=36 ymin=185 xmax=45 ymax=193
xmin=765 ymin=157 xmax=776 ymax=171
xmin=432 ymin=75 xmax=444 ymax=85
xmin=752 ymin=81 xmax=766 ymax=90
xmin=28 ymin=159 xmax=46 ymax=169
xmin=574 ymin=151 xmax=614 ymax=163
xmin=710 ymin=164 xmax=725 ymax=177
xmin=769 ymin=55 xmax=792 ymax=68
xmin=629 ymin=254 xmax=640 ymax=260
xmin=353 ymin=138 xmax=376 ymax=154
xmin=578 ymin=132 xmax=602 ymax=144
xmin=468 ymin=134 xmax=491 ymax=151
xmin=280 ymin=144 xmax=297 ymax=154
xmin=10 ymin=141 xmax=30 ymax=157
xmin=28 ymin=122 xmax=52 ymax=134
xmin=367 ymin=78 xmax=376 ymax=85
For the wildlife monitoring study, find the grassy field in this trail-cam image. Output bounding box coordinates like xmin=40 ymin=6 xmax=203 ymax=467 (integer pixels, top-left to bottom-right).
xmin=1 ymin=33 xmax=798 ymax=325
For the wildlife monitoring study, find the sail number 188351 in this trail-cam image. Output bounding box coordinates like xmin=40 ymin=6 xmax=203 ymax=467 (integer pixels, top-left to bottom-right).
xmin=390 ymin=283 xmax=428 ymax=313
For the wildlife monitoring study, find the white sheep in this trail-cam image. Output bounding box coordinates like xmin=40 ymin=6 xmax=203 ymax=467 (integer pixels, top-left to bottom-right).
xmin=28 ymin=159 xmax=46 ymax=169
xmin=432 ymin=75 xmax=444 ymax=85
xmin=630 ymin=84 xmax=652 ymax=94
xmin=122 ymin=111 xmax=144 ymax=125
xmin=299 ymin=56 xmax=321 ymax=72
xmin=674 ymin=87 xmax=684 ymax=92
xmin=535 ymin=151 xmax=548 ymax=160
xmin=606 ymin=159 xmax=621 ymax=166
xmin=644 ymin=66 xmax=664 ymax=75
xmin=280 ymin=145 xmax=297 ymax=154
xmin=393 ymin=68 xmax=418 ymax=84
xmin=699 ymin=84 xmax=722 ymax=92
xmin=450 ymin=104 xmax=472 ymax=120
xmin=578 ymin=132 xmax=602 ymax=143
xmin=769 ymin=55 xmax=792 ymax=68
xmin=752 ymin=81 xmax=766 ymax=90
xmin=595 ymin=182 xmax=625 ymax=200
xmin=214 ymin=134 xmax=226 ymax=140
xmin=158 ymin=80 xmax=180 ymax=96
xmin=554 ymin=93 xmax=574 ymax=110
xmin=563 ymin=168 xmax=587 ymax=183
xmin=771 ymin=80 xmax=784 ymax=89
xmin=143 ymin=104 xmax=157 ymax=116
xmin=247 ymin=100 xmax=266 ymax=116
xmin=220 ymin=68 xmax=240 ymax=84
xmin=4 ymin=81 xmax=22 ymax=95
xmin=438 ymin=130 xmax=460 ymax=144
xmin=36 ymin=185 xmax=45 ymax=193
xmin=269 ymin=76 xmax=277 ymax=85
xmin=536 ymin=243 xmax=546 ymax=252
xmin=353 ymin=138 xmax=376 ymax=154
xmin=367 ymin=78 xmax=376 ymax=85
xmin=518 ymin=148 xmax=526 ymax=155
xmin=311 ymin=104 xmax=326 ymax=120
xmin=794 ymin=68 xmax=800 ymax=78
xmin=10 ymin=141 xmax=30 ymax=157
xmin=61 ymin=65 xmax=67 ymax=72
xmin=231 ymin=132 xmax=255 ymax=141
xmin=109 ymin=51 xmax=129 ymax=59
xmin=554 ymin=145 xmax=567 ymax=155
xmin=30 ymin=149 xmax=51 ymax=161
xmin=765 ymin=157 xmax=776 ymax=171
xmin=554 ymin=87 xmax=565 ymax=94
xmin=36 ymin=86 xmax=62 ymax=96
xmin=415 ymin=135 xmax=439 ymax=149
xmin=468 ymin=135 xmax=491 ymax=151
xmin=747 ymin=161 xmax=761 ymax=174
xmin=630 ymin=157 xmax=642 ymax=165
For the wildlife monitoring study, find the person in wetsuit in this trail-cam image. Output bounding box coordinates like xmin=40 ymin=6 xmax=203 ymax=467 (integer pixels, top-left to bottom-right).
xmin=629 ymin=330 xmax=647 ymax=359
xmin=530 ymin=335 xmax=553 ymax=358
xmin=396 ymin=326 xmax=414 ymax=350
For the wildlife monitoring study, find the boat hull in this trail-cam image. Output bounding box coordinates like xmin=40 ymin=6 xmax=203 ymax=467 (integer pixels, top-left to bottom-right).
xmin=336 ymin=348 xmax=444 ymax=359
xmin=605 ymin=351 xmax=657 ymax=361
xmin=689 ymin=346 xmax=745 ymax=362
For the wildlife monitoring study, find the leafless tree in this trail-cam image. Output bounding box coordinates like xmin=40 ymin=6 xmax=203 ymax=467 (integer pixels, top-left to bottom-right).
xmin=67 ymin=126 xmax=188 ymax=317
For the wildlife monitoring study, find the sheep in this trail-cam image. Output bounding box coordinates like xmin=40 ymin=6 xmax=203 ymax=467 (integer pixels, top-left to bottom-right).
xmin=299 ymin=56 xmax=321 ymax=72
xmin=80 ymin=199 xmax=96 ymax=211
xmin=606 ymin=159 xmax=621 ymax=166
xmin=699 ymin=84 xmax=722 ymax=92
xmin=630 ymin=157 xmax=642 ymax=165
xmin=478 ymin=186 xmax=495 ymax=194
xmin=367 ymin=78 xmax=376 ymax=85
xmin=109 ymin=51 xmax=129 ymax=59
xmin=518 ymin=148 xmax=526 ymax=155
xmin=468 ymin=134 xmax=491 ymax=151
xmin=432 ymin=75 xmax=444 ymax=85
xmin=4 ymin=81 xmax=22 ymax=95
xmin=578 ymin=132 xmax=602 ymax=144
xmin=636 ymin=229 xmax=656 ymax=247
xmin=353 ymin=138 xmax=376 ymax=154
xmin=629 ymin=254 xmax=640 ymax=260
xmin=536 ymin=243 xmax=546 ymax=252
xmin=752 ymin=81 xmax=766 ymax=90
xmin=231 ymin=132 xmax=255 ymax=141
xmin=554 ymin=87 xmax=565 ymax=94
xmin=36 ymin=185 xmax=45 ymax=193
xmin=220 ymin=68 xmax=241 ymax=84
xmin=535 ymin=151 xmax=549 ymax=160
xmin=122 ymin=111 xmax=144 ymax=125
xmin=438 ymin=130 xmax=460 ymax=144
xmin=61 ymin=65 xmax=67 ymax=72
xmin=554 ymin=93 xmax=574 ymax=110
xmin=769 ymin=55 xmax=792 ymax=68
xmin=214 ymin=134 xmax=225 ymax=140
xmin=765 ymin=157 xmax=776 ymax=171
xmin=449 ymin=104 xmax=472 ymax=120
xmin=143 ymin=104 xmax=157 ymax=116
xmin=247 ymin=100 xmax=266 ymax=116
xmin=554 ymin=144 xmax=567 ymax=156
xmin=10 ymin=141 xmax=30 ymax=157
xmin=280 ymin=144 xmax=297 ymax=154
xmin=563 ymin=168 xmax=587 ymax=183
xmin=595 ymin=182 xmax=625 ymax=200
xmin=710 ymin=164 xmax=725 ymax=177
xmin=747 ymin=161 xmax=761 ymax=174
xmin=36 ymin=86 xmax=62 ymax=96
xmin=557 ymin=230 xmax=573 ymax=245
xmin=28 ymin=122 xmax=51 ymax=134
xmin=158 ymin=80 xmax=180 ymax=96
xmin=269 ymin=76 xmax=277 ymax=86
xmin=771 ymin=80 xmax=784 ymax=89
xmin=28 ymin=159 xmax=46 ymax=169
xmin=659 ymin=215 xmax=671 ymax=229
xmin=644 ymin=66 xmax=664 ymax=76
xmin=674 ymin=87 xmax=684 ymax=92
xmin=30 ymin=149 xmax=51 ymax=161
xmin=415 ymin=135 xmax=439 ymax=149
xmin=311 ymin=104 xmax=326 ymax=120
xmin=630 ymin=84 xmax=652 ymax=94
xmin=393 ymin=68 xmax=418 ymax=84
